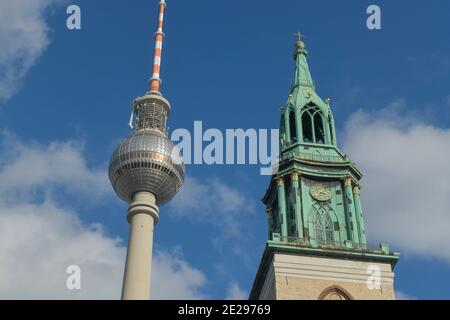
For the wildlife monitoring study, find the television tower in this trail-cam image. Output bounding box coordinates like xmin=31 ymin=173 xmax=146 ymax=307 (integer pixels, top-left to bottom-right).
xmin=108 ymin=0 xmax=184 ymax=300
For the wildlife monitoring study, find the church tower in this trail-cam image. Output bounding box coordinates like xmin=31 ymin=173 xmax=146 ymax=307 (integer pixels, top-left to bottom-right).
xmin=250 ymin=35 xmax=399 ymax=300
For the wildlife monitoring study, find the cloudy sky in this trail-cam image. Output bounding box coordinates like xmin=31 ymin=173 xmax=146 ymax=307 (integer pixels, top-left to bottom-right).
xmin=0 ymin=0 xmax=449 ymax=299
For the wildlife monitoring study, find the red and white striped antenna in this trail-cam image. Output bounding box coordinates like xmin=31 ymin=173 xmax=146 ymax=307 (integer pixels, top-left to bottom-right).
xmin=149 ymin=0 xmax=167 ymax=94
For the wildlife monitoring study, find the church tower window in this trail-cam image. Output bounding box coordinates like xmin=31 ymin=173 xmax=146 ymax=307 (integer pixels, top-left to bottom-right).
xmin=302 ymin=110 xmax=313 ymax=143
xmin=314 ymin=112 xmax=325 ymax=144
xmin=312 ymin=203 xmax=334 ymax=243
xmin=289 ymin=110 xmax=298 ymax=143
xmin=301 ymin=105 xmax=325 ymax=144
xmin=329 ymin=116 xmax=334 ymax=145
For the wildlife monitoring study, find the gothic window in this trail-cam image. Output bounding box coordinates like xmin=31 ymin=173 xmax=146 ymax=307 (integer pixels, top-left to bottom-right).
xmin=289 ymin=110 xmax=297 ymax=143
xmin=280 ymin=118 xmax=286 ymax=146
xmin=302 ymin=111 xmax=313 ymax=143
xmin=311 ymin=203 xmax=335 ymax=243
xmin=318 ymin=286 xmax=354 ymax=300
xmin=328 ymin=116 xmax=334 ymax=145
xmin=314 ymin=112 xmax=325 ymax=144
xmin=301 ymin=104 xmax=326 ymax=144
xmin=290 ymin=225 xmax=296 ymax=236
xmin=272 ymin=202 xmax=279 ymax=230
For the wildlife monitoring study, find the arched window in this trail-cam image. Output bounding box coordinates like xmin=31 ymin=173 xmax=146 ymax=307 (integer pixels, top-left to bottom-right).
xmin=289 ymin=110 xmax=297 ymax=143
xmin=311 ymin=203 xmax=335 ymax=243
xmin=272 ymin=201 xmax=280 ymax=231
xmin=302 ymin=112 xmax=313 ymax=143
xmin=318 ymin=286 xmax=354 ymax=300
xmin=280 ymin=118 xmax=286 ymax=147
xmin=301 ymin=105 xmax=326 ymax=144
xmin=329 ymin=116 xmax=334 ymax=145
xmin=314 ymin=113 xmax=324 ymax=144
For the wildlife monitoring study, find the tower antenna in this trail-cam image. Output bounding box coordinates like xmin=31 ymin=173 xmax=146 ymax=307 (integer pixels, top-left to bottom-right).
xmin=150 ymin=0 xmax=167 ymax=93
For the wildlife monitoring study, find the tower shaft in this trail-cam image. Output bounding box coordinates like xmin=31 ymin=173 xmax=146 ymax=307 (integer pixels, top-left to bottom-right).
xmin=122 ymin=192 xmax=159 ymax=300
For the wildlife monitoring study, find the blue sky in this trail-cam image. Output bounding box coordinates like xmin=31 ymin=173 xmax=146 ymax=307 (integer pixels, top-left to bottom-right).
xmin=0 ymin=0 xmax=450 ymax=299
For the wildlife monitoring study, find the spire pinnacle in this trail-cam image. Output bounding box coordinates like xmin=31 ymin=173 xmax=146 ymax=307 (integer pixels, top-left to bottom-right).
xmin=294 ymin=31 xmax=304 ymax=42
xmin=149 ymin=0 xmax=167 ymax=94
xmin=292 ymin=32 xmax=315 ymax=91
xmin=293 ymin=31 xmax=307 ymax=57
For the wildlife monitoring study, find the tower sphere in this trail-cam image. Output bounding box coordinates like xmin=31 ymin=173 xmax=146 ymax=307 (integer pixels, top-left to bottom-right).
xmin=108 ymin=94 xmax=185 ymax=206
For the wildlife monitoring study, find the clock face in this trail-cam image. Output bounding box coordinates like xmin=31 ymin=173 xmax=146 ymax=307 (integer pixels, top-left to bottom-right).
xmin=310 ymin=184 xmax=331 ymax=201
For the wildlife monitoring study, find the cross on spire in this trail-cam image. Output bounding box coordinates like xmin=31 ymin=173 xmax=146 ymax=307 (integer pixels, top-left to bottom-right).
xmin=294 ymin=32 xmax=304 ymax=42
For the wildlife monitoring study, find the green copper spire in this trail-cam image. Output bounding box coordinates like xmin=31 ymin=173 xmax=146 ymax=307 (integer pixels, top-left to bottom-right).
xmin=292 ymin=33 xmax=315 ymax=91
xmin=280 ymin=34 xmax=336 ymax=150
xmin=262 ymin=34 xmax=398 ymax=261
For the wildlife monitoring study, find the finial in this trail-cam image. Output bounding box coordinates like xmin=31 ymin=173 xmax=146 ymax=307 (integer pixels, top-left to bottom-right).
xmin=294 ymin=32 xmax=304 ymax=42
xmin=293 ymin=31 xmax=306 ymax=56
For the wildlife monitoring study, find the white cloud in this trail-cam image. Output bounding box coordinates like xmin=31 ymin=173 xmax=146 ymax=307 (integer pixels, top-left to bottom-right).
xmin=0 ymin=0 xmax=63 ymax=101
xmin=342 ymin=100 xmax=450 ymax=262
xmin=0 ymin=134 xmax=208 ymax=299
xmin=395 ymin=291 xmax=416 ymax=300
xmin=0 ymin=199 xmax=125 ymax=299
xmin=170 ymin=176 xmax=255 ymax=215
xmin=152 ymin=250 xmax=207 ymax=300
xmin=169 ymin=176 xmax=256 ymax=236
xmin=0 ymin=132 xmax=110 ymax=200
xmin=225 ymin=282 xmax=248 ymax=300
xmin=0 ymin=201 xmax=207 ymax=299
